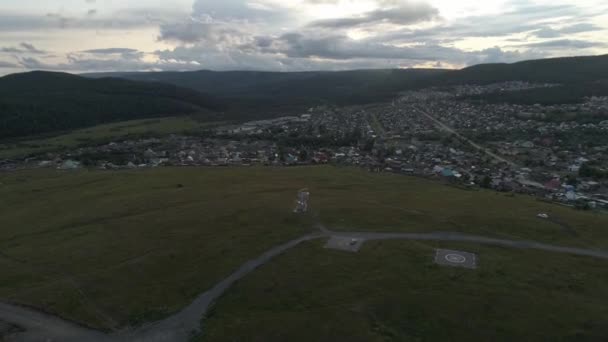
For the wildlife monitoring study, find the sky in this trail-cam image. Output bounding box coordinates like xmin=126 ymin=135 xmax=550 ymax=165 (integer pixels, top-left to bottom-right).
xmin=0 ymin=0 xmax=607 ymax=75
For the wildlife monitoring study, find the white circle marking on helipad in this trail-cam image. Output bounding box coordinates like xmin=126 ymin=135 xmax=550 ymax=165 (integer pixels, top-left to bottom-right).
xmin=445 ymin=253 xmax=467 ymax=263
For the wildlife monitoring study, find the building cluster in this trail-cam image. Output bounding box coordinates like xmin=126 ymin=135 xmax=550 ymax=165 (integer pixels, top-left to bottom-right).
xmin=2 ymin=83 xmax=607 ymax=209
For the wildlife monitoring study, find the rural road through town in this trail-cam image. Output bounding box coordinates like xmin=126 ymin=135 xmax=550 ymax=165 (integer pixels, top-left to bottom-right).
xmin=2 ymin=229 xmax=608 ymax=341
xmin=414 ymin=105 xmax=518 ymax=167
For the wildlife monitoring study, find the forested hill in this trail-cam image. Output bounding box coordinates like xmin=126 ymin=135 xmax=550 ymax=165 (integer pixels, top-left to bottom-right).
xmin=0 ymin=71 xmax=223 ymax=139
xmin=444 ymin=55 xmax=608 ymax=105
xmin=85 ymin=69 xmax=448 ymax=107
xmin=433 ymin=54 xmax=608 ymax=85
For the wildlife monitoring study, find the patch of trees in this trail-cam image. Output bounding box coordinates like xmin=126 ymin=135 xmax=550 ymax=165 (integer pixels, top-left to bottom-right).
xmin=579 ymin=163 xmax=608 ymax=179
xmin=555 ymin=129 xmax=608 ymax=147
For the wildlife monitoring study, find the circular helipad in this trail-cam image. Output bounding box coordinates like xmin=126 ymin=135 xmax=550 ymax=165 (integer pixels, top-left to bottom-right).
xmin=435 ymin=249 xmax=477 ymax=269
xmin=445 ymin=253 xmax=467 ymax=263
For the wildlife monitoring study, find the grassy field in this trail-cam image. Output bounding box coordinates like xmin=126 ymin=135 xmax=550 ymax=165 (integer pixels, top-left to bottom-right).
xmin=200 ymin=239 xmax=608 ymax=342
xmin=0 ymin=116 xmax=226 ymax=159
xmin=308 ymin=170 xmax=608 ymax=248
xmin=0 ymin=167 xmax=312 ymax=329
xmin=0 ymin=166 xmax=607 ymax=333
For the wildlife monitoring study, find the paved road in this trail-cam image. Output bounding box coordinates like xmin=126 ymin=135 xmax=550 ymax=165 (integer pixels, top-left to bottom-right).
xmin=331 ymin=231 xmax=608 ymax=260
xmin=0 ymin=302 xmax=110 ymax=342
xmin=124 ymin=233 xmax=324 ymax=342
xmin=2 ymin=230 xmax=607 ymax=341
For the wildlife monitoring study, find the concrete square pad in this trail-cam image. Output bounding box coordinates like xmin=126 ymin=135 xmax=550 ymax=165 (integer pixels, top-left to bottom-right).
xmin=435 ymin=249 xmax=477 ymax=269
xmin=324 ymin=236 xmax=365 ymax=252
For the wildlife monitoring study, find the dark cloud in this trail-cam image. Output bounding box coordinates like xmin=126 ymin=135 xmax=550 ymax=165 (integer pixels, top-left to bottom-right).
xmin=310 ymin=2 xmax=439 ymax=29
xmin=155 ymin=26 xmax=546 ymax=72
xmin=80 ymin=48 xmax=145 ymax=61
xmin=158 ymin=19 xmax=247 ymax=46
xmin=379 ymin=2 xmax=595 ymax=45
xmin=561 ymin=23 xmax=602 ymax=33
xmin=520 ymin=39 xmax=605 ymax=49
xmin=160 ymin=20 xmax=216 ymax=43
xmin=18 ymin=57 xmax=47 ymax=69
xmin=10 ymin=36 xmax=545 ymax=73
xmin=192 ymin=0 xmax=286 ymax=22
xmin=46 ymin=13 xmax=70 ymax=29
xmin=82 ymin=48 xmax=140 ymax=54
xmin=146 ymin=0 xmax=588 ymax=72
xmin=303 ymin=0 xmax=340 ymax=3
xmin=3 ymin=0 xmax=606 ymax=74
xmin=18 ymin=55 xmax=163 ymax=73
xmin=0 ymin=8 xmax=186 ymax=32
xmin=0 ymin=61 xmax=18 ymax=68
xmin=20 ymin=43 xmax=45 ymax=54
xmin=156 ymin=45 xmax=287 ymax=71
xmin=1 ymin=43 xmax=45 ymax=54
xmin=532 ymin=23 xmax=602 ymax=38
xmin=157 ymin=0 xmax=293 ymax=44
xmin=263 ymin=33 xmax=457 ymax=61
xmin=254 ymin=32 xmax=544 ymax=64
xmin=1 ymin=47 xmax=22 ymax=54
xmin=156 ymin=44 xmax=417 ymax=71
xmin=470 ymin=47 xmax=544 ymax=64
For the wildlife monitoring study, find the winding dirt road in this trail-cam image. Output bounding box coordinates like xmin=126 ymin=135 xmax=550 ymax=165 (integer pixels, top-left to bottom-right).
xmin=2 ymin=229 xmax=607 ymax=341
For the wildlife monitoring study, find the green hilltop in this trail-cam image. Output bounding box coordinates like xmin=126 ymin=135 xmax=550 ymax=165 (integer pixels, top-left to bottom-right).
xmin=0 ymin=71 xmax=223 ymax=139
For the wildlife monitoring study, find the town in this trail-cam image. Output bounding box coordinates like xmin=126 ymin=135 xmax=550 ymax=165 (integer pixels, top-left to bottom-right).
xmin=2 ymin=82 xmax=608 ymax=210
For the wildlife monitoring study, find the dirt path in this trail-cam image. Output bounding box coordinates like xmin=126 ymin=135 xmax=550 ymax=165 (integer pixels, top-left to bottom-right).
xmin=2 ymin=230 xmax=608 ymax=341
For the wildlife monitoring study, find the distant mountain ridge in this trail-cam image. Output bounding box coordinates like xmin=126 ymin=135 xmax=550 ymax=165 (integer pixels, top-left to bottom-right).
xmin=85 ymin=54 xmax=608 ymax=109
xmin=84 ymin=69 xmax=448 ymax=114
xmin=85 ymin=54 xmax=608 ymax=93
xmin=2 ymin=54 xmax=608 ymax=140
xmin=435 ymin=54 xmax=608 ymax=85
xmin=0 ymin=71 xmax=223 ymax=139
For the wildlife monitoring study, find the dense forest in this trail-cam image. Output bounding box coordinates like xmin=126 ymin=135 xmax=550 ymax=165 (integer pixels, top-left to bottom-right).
xmin=0 ymin=71 xmax=222 ymax=139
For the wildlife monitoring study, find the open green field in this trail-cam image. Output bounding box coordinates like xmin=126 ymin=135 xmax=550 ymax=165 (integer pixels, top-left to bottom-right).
xmin=0 ymin=167 xmax=312 ymax=330
xmin=1 ymin=166 xmax=607 ymax=334
xmin=200 ymin=239 xmax=608 ymax=342
xmin=309 ymin=170 xmax=608 ymax=248
xmin=0 ymin=116 xmax=226 ymax=159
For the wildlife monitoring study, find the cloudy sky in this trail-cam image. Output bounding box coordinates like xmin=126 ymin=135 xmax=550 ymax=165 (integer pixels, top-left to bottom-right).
xmin=1 ymin=0 xmax=607 ymax=75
